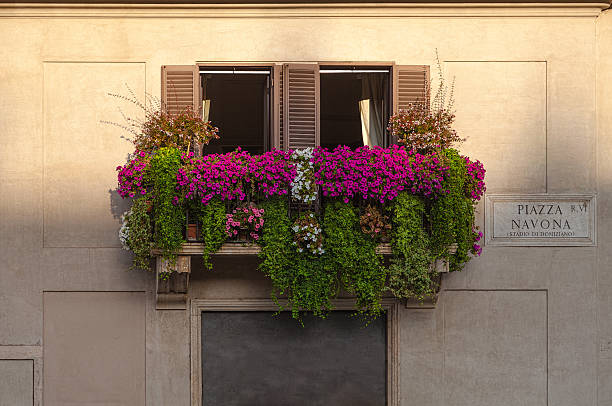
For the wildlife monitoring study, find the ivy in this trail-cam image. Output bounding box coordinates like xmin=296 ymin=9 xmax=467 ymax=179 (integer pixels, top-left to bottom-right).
xmin=387 ymin=193 xmax=437 ymax=302
xmin=190 ymin=198 xmax=226 ymax=270
xmin=430 ymin=149 xmax=474 ymax=271
xmin=323 ymin=201 xmax=386 ymax=318
xmin=124 ymin=196 xmax=153 ymax=271
xmin=258 ymin=198 xmax=336 ymax=321
xmin=149 ymin=147 xmax=185 ymax=266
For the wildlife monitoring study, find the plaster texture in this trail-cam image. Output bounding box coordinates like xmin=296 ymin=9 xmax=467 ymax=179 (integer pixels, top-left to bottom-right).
xmin=0 ymin=360 xmax=33 ymax=406
xmin=0 ymin=3 xmax=609 ymax=405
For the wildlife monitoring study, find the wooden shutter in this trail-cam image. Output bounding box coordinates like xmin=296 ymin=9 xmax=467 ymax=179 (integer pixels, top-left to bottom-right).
xmin=272 ymin=64 xmax=284 ymax=150
xmin=283 ymin=64 xmax=320 ymax=149
xmin=392 ymin=65 xmax=430 ymax=113
xmin=161 ymin=65 xmax=200 ymax=116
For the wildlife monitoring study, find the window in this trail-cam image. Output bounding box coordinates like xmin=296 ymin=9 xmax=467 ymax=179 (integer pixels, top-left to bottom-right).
xmin=162 ymin=63 xmax=428 ymax=152
xmin=200 ymin=66 xmax=272 ymax=155
xmin=320 ymin=66 xmax=391 ymax=149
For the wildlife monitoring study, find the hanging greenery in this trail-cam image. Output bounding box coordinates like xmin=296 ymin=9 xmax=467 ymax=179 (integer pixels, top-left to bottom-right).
xmin=387 ymin=193 xmax=438 ymax=302
xmin=189 ymin=198 xmax=226 ymax=270
xmin=323 ymin=201 xmax=387 ymax=317
xmin=149 ymin=147 xmax=185 ymax=265
xmin=430 ymin=149 xmax=477 ymax=271
xmin=120 ymin=196 xmax=153 ymax=271
xmin=258 ymin=199 xmax=336 ymax=320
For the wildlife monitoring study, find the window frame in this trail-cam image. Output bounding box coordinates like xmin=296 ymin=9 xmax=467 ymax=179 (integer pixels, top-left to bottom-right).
xmin=196 ymin=62 xmax=278 ymax=154
xmin=318 ymin=61 xmax=394 ymax=148
xmin=190 ymin=298 xmax=401 ymax=406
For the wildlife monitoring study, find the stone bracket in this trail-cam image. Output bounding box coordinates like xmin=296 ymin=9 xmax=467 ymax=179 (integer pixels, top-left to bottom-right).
xmin=155 ymin=256 xmax=191 ymax=310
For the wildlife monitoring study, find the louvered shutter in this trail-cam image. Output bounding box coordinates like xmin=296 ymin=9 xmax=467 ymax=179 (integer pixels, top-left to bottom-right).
xmin=161 ymin=65 xmax=200 ymax=116
xmin=283 ymin=64 xmax=320 ymax=149
xmin=272 ymin=64 xmax=284 ymax=150
xmin=392 ymin=65 xmax=430 ymax=112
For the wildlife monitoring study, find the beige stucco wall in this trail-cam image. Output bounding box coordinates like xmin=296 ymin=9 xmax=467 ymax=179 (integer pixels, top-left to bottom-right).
xmin=0 ymin=3 xmax=609 ymax=405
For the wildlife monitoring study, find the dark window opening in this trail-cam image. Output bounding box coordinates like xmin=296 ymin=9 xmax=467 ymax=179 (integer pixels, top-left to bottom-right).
xmin=200 ymin=67 xmax=271 ymax=155
xmin=320 ymin=67 xmax=391 ymax=150
xmin=201 ymin=311 xmax=387 ymax=406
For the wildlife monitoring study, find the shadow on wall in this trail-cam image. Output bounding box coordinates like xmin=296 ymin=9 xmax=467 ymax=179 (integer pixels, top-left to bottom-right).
xmin=109 ymin=188 xmax=130 ymax=221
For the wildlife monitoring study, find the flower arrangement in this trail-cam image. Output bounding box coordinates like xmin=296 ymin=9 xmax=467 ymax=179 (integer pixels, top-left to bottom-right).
xmin=388 ymin=103 xmax=463 ymax=153
xmin=292 ymin=212 xmax=324 ymax=255
xmin=116 ymin=150 xmax=151 ymax=198
xmin=104 ymin=87 xmax=219 ymax=155
xmin=313 ymin=145 xmax=448 ymax=203
xmin=177 ymin=148 xmax=296 ymax=204
xmin=472 ymin=227 xmax=483 ymax=256
xmin=137 ymin=107 xmax=219 ymax=153
xmin=119 ymin=211 xmax=130 ymax=250
xmin=225 ymin=203 xmax=265 ymax=241
xmin=464 ymin=157 xmax=486 ymax=201
xmin=111 ymin=72 xmax=486 ymax=319
xmin=290 ymin=148 xmax=317 ymax=203
xmin=359 ymin=205 xmax=391 ymax=241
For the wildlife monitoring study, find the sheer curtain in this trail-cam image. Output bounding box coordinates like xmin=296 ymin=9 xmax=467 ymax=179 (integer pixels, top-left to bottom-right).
xmin=359 ymin=74 xmax=385 ymax=147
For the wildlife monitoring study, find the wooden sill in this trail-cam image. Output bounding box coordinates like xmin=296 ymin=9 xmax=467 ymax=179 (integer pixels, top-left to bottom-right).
xmin=153 ymin=242 xmax=393 ymax=256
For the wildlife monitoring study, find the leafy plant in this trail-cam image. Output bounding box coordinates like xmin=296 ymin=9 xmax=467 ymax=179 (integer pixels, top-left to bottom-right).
xmin=430 ymin=149 xmax=475 ymax=271
xmin=258 ymin=199 xmax=336 ymax=321
xmin=121 ymin=197 xmax=153 ymax=271
xmin=149 ymin=147 xmax=185 ymax=266
xmin=387 ymin=52 xmax=463 ymax=153
xmin=138 ymin=107 xmax=219 ymax=153
xmin=104 ymin=87 xmax=219 ymax=154
xmin=387 ymin=193 xmax=437 ymax=302
xmin=323 ymin=201 xmax=387 ymax=317
xmin=359 ymin=204 xmax=391 ymax=241
xmin=190 ymin=198 xmax=227 ymax=270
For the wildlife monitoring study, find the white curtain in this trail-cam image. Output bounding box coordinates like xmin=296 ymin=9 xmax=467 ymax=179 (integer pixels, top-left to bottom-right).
xmin=359 ymin=74 xmax=385 ymax=147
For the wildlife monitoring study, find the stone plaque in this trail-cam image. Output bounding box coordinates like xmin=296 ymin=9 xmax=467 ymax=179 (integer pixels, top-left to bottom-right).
xmin=485 ymin=194 xmax=596 ymax=246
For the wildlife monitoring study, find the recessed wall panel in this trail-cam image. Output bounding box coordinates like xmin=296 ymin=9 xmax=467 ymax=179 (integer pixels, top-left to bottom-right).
xmin=446 ymin=61 xmax=547 ymax=193
xmin=443 ymin=290 xmax=547 ymax=406
xmin=0 ymin=360 xmax=33 ymax=406
xmin=43 ymin=62 xmax=145 ymax=247
xmin=43 ymin=292 xmax=145 ymax=406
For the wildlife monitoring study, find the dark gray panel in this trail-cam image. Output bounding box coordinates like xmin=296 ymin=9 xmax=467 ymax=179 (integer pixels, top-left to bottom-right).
xmin=202 ymin=311 xmax=386 ymax=406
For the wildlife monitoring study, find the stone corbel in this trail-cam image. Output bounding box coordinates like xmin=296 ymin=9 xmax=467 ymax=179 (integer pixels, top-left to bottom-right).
xmin=155 ymin=255 xmax=191 ymax=310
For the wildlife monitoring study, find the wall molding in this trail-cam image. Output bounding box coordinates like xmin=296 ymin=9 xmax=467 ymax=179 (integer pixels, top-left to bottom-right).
xmin=0 ymin=346 xmax=42 ymax=406
xmin=0 ymin=2 xmax=608 ymax=18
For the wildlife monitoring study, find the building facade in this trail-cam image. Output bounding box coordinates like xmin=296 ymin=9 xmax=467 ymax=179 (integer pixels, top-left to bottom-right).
xmin=1 ymin=1 xmax=612 ymax=404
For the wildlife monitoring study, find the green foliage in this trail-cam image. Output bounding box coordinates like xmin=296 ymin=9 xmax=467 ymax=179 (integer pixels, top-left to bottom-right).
xmin=149 ymin=147 xmax=185 ymax=265
xmin=192 ymin=198 xmax=226 ymax=270
xmin=125 ymin=197 xmax=153 ymax=271
xmin=323 ymin=201 xmax=387 ymax=317
xmin=258 ymin=198 xmax=336 ymax=320
xmin=387 ymin=193 xmax=437 ymax=302
xmin=430 ymin=148 xmax=474 ymax=271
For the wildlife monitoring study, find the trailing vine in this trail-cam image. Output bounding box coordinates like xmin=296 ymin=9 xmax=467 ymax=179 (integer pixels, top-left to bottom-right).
xmin=120 ymin=196 xmax=153 ymax=271
xmin=387 ymin=193 xmax=437 ymax=302
xmin=323 ymin=201 xmax=387 ymax=317
xmin=149 ymin=147 xmax=185 ymax=267
xmin=430 ymin=148 xmax=475 ymax=271
xmin=258 ymin=199 xmax=336 ymax=320
xmin=191 ymin=198 xmax=226 ymax=270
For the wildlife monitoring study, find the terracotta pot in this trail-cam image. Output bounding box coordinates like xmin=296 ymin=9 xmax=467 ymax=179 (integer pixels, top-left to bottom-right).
xmin=186 ymin=224 xmax=198 ymax=241
xmin=237 ymin=228 xmax=250 ymax=241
